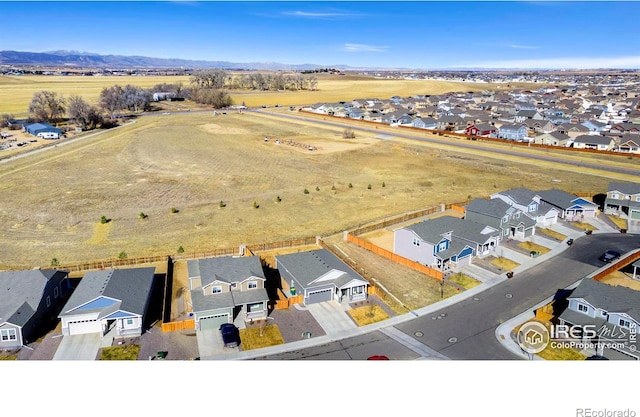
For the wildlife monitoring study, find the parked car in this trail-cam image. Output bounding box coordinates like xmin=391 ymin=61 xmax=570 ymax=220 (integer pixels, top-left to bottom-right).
xmin=219 ymin=323 xmax=240 ymax=348
xmin=598 ymin=250 xmax=621 ymax=263
xmin=566 ymin=238 xmax=574 ymax=246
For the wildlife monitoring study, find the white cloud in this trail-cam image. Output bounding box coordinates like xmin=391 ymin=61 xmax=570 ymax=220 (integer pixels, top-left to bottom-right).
xmin=509 ymin=44 xmax=540 ymax=50
xmin=342 ymin=43 xmax=388 ymax=53
xmin=462 ymin=56 xmax=640 ymax=69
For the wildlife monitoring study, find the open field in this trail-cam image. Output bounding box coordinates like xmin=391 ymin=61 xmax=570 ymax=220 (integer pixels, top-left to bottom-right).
xmin=0 ymin=73 xmax=541 ymax=117
xmin=0 ymin=110 xmax=618 ymax=269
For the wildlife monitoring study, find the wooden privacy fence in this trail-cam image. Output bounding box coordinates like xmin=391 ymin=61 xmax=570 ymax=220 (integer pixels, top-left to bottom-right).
xmin=350 ymin=205 xmax=443 ymax=236
xmin=161 ymin=319 xmax=195 ymax=332
xmin=172 ymin=247 xmax=239 ymax=261
xmin=346 ymin=233 xmax=443 ymax=281
xmin=273 ymin=288 xmax=304 ymax=310
xmin=248 ymin=237 xmax=318 ymax=253
xmin=57 ymin=255 xmax=169 ymax=273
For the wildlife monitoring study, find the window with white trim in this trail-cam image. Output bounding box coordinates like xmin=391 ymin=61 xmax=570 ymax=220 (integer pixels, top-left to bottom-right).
xmin=438 ymin=241 xmax=447 ymax=251
xmin=619 ymin=318 xmax=631 ymax=328
xmin=231 ymin=282 xmax=238 ymax=289
xmin=248 ymin=281 xmax=257 ymax=289
xmin=1 ymin=328 xmax=17 ymax=341
xmin=212 ymin=286 xmax=222 ymax=294
xmin=578 ymin=304 xmax=588 ymax=313
xmin=126 ymin=318 xmax=134 ymax=325
xmin=412 ymin=238 xmax=420 ymax=247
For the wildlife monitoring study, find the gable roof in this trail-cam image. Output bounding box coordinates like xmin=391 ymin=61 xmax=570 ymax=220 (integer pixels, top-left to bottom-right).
xmin=573 ymin=135 xmax=614 ymax=145
xmin=188 ymin=256 xmax=265 ymax=286
xmin=405 ymin=216 xmax=500 ymax=246
xmin=465 ymin=198 xmax=513 ymax=219
xmin=569 ymin=278 xmax=640 ymax=320
xmin=607 ymin=182 xmax=640 ymax=195
xmin=0 ymin=270 xmax=67 ymax=327
xmin=61 ymin=267 xmax=155 ymax=317
xmin=494 ymin=187 xmax=538 ymax=206
xmin=276 ymin=249 xmax=368 ymax=289
xmin=538 ymin=189 xmax=597 ymax=210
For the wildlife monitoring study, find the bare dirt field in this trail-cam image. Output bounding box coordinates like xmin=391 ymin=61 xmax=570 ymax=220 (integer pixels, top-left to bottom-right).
xmin=0 ymin=110 xmax=617 ymax=269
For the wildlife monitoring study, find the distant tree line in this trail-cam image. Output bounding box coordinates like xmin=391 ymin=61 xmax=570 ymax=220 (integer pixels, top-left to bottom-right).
xmin=190 ymin=69 xmax=318 ymax=92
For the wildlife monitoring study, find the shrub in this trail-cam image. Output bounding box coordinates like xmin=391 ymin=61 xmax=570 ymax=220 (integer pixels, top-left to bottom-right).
xmin=51 ymin=258 xmax=59 ymax=267
xmin=331 ymin=185 xmax=336 ymax=191
xmin=276 ymin=196 xmax=282 ymax=202
xmin=219 ymin=200 xmax=226 ymax=208
xmin=367 ymin=184 xmax=372 ymax=190
xmin=343 ymin=128 xmax=356 ymax=139
xmin=348 ymin=183 xmax=353 ymax=188
xmin=177 ymin=246 xmax=184 ymax=254
xmin=304 ymin=188 xmax=309 ymax=194
xmin=118 ymin=251 xmax=127 ymax=260
xmin=382 ymin=182 xmax=386 ymax=187
xmin=139 ymin=212 xmax=147 ymax=219
xmin=253 ymin=201 xmax=259 ymax=209
xmin=100 ymin=215 xmax=108 ymax=224
xmin=315 ymin=186 xmax=320 ymax=192
xmin=170 ymin=207 xmax=179 ymax=214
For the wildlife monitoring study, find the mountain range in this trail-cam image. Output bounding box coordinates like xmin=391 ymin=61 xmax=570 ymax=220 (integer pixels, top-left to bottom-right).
xmin=0 ymin=50 xmax=342 ymax=71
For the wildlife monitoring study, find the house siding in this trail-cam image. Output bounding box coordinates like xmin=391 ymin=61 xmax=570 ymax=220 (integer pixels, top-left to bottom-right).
xmin=0 ymin=322 xmax=22 ymax=349
xmin=394 ymin=228 xmax=433 ymax=265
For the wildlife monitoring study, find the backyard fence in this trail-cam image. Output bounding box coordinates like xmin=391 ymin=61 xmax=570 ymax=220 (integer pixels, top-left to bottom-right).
xmin=161 ymin=319 xmax=195 ymax=333
xmin=56 ymin=255 xmax=169 ymax=273
xmin=591 ymin=249 xmax=640 ymax=281
xmin=345 ymin=233 xmax=443 ymax=281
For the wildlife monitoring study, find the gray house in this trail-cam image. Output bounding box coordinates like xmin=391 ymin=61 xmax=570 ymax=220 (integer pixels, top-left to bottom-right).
xmin=188 ymin=256 xmax=269 ymax=331
xmin=558 ymin=278 xmax=640 ymax=360
xmin=465 ymin=198 xmax=536 ymax=240
xmin=0 ymin=269 xmax=71 ymax=349
xmin=497 ymin=123 xmax=528 ymax=141
xmin=491 ymin=187 xmax=559 ymax=226
xmin=537 ymin=189 xmax=598 ymax=220
xmin=572 ymin=135 xmax=615 ymax=151
xmin=394 ymin=216 xmax=498 ymax=271
xmin=276 ymin=249 xmax=368 ymax=305
xmin=59 ymin=267 xmax=155 ymax=337
xmin=604 ymin=182 xmax=640 ymax=219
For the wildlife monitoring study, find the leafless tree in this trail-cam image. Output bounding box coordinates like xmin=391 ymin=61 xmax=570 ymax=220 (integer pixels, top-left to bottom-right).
xmin=28 ymin=90 xmax=66 ymax=123
xmin=99 ymin=85 xmax=126 ymax=119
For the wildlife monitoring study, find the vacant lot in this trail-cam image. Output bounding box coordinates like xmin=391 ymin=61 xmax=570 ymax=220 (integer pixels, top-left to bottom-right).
xmin=0 ymin=110 xmax=616 ymax=269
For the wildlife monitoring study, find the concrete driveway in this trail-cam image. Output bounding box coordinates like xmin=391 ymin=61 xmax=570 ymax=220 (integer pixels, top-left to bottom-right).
xmin=197 ymin=329 xmax=239 ymax=358
xmin=53 ymin=334 xmax=103 ymax=360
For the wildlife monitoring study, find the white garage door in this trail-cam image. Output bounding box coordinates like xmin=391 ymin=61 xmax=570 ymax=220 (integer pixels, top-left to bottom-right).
xmin=68 ymin=320 xmax=101 ymax=335
xmin=199 ymin=314 xmax=229 ymax=331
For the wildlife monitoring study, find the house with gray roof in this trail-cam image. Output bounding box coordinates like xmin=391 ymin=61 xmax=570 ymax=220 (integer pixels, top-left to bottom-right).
xmin=572 ymin=135 xmax=615 ymax=151
xmin=491 ymin=187 xmax=559 ymax=226
xmin=275 ymin=249 xmax=368 ymax=305
xmin=537 ymin=189 xmax=598 ymax=220
xmin=604 ymin=182 xmax=640 ymax=219
xmin=617 ymin=137 xmax=640 ymax=154
xmin=188 ymin=256 xmax=269 ymax=331
xmin=59 ymin=267 xmax=155 ymax=337
xmin=0 ymin=269 xmax=71 ymax=349
xmin=394 ymin=216 xmax=499 ymax=271
xmin=465 ymin=198 xmax=536 ymax=240
xmin=558 ymin=278 xmax=640 ymax=360
xmin=533 ymin=131 xmax=572 ymax=147
xmin=497 ymin=123 xmax=528 ymax=141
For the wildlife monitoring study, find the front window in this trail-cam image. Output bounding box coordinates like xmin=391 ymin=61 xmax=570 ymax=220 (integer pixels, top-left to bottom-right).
xmin=126 ymin=318 xmax=134 ymax=325
xmin=578 ymin=304 xmax=588 ymax=313
xmin=1 ymin=329 xmax=17 ymax=341
xmin=248 ymin=281 xmax=257 ymax=289
xmin=412 ymin=238 xmax=420 ymax=246
xmin=212 ymin=286 xmax=222 ymax=294
xmin=619 ymin=319 xmax=631 ymax=328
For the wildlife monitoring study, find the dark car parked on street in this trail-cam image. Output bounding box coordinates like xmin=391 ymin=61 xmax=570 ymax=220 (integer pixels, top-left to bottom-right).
xmin=598 ymin=250 xmax=621 ymax=263
xmin=219 ymin=323 xmax=240 ymax=348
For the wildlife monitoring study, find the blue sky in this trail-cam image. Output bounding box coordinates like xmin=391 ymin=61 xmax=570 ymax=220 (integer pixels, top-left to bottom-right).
xmin=2 ymin=1 xmax=639 ymax=69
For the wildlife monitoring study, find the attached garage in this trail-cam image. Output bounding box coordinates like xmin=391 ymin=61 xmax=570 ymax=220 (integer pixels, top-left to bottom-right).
xmin=198 ymin=313 xmax=229 ymax=331
xmin=67 ymin=319 xmax=101 ymax=336
xmin=307 ymin=288 xmax=333 ymax=305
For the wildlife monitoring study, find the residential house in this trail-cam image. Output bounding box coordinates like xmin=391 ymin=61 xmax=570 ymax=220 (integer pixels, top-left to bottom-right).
xmin=0 ymin=269 xmax=71 ymax=349
xmin=581 ymin=120 xmax=608 ymax=133
xmin=59 ymin=267 xmax=155 ymax=337
xmin=610 ymin=122 xmax=640 ymax=136
xmin=412 ymin=116 xmax=438 ymax=130
xmin=537 ymin=189 xmax=599 ymax=220
xmin=188 ymin=256 xmax=269 ymax=331
xmin=276 ymin=249 xmax=368 ymax=305
xmin=555 ymin=123 xmax=590 ymax=137
xmin=24 ymin=122 xmax=62 ymax=139
xmin=604 ymin=182 xmax=640 ymax=219
xmin=465 ymin=123 xmax=497 ymax=137
xmin=558 ymin=278 xmax=640 ymax=360
xmin=491 ymin=187 xmax=559 ymax=226
xmin=497 ymin=123 xmax=528 ymax=141
xmin=465 ymin=198 xmax=536 ymax=240
xmin=617 ymin=137 xmax=640 ymax=154
xmin=533 ymin=131 xmax=572 ymax=147
xmin=436 ymin=115 xmax=465 ymax=132
xmin=514 ymin=110 xmax=544 ymax=123
xmin=572 ymin=135 xmax=615 ymax=151
xmin=523 ymin=119 xmax=555 ymax=135
xmin=394 ymin=216 xmax=499 ymax=271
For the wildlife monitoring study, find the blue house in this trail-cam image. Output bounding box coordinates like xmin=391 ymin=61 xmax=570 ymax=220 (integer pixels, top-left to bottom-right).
xmin=498 ymin=123 xmax=528 ymax=141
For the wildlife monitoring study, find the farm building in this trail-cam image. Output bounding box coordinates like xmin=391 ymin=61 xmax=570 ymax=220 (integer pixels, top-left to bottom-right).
xmin=24 ymin=122 xmax=62 ymax=139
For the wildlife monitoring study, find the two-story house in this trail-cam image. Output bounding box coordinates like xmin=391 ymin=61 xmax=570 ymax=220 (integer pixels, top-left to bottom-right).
xmin=604 ymin=182 xmax=640 ymax=219
xmin=497 ymin=123 xmax=528 ymax=141
xmin=465 ymin=198 xmax=536 ymax=241
xmin=491 ymin=187 xmax=559 ymax=226
xmin=188 ymin=256 xmax=269 ymax=331
xmin=393 ymin=216 xmax=499 ymax=271
xmin=1 ymin=269 xmax=71 ymax=350
xmin=558 ymin=278 xmax=640 ymax=360
xmin=537 ymin=189 xmax=599 ymax=220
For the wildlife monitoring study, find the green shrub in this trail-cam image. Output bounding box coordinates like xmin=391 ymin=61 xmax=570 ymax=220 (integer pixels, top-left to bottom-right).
xmin=367 ymin=184 xmax=372 ymax=190
xmin=171 ymin=207 xmax=179 ymax=214
xmin=100 ymin=215 xmax=108 ymax=224
xmin=139 ymin=212 xmax=147 ymax=219
xmin=253 ymin=201 xmax=259 ymax=209
xmin=51 ymin=258 xmax=59 ymax=267
xmin=118 ymin=251 xmax=127 ymax=260
xmin=276 ymin=196 xmax=281 ymax=202
xmin=315 ymin=186 xmax=320 ymax=192
xmin=219 ymin=200 xmax=226 ymax=208
xmin=177 ymin=246 xmax=184 ymax=254
xmin=348 ymin=183 xmax=353 ymax=188
xmin=304 ymin=188 xmax=309 ymax=194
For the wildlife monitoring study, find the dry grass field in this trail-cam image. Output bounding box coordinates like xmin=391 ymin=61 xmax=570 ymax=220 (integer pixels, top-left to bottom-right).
xmin=0 ymin=73 xmax=539 ymax=117
xmin=0 ymin=109 xmax=617 ymax=269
